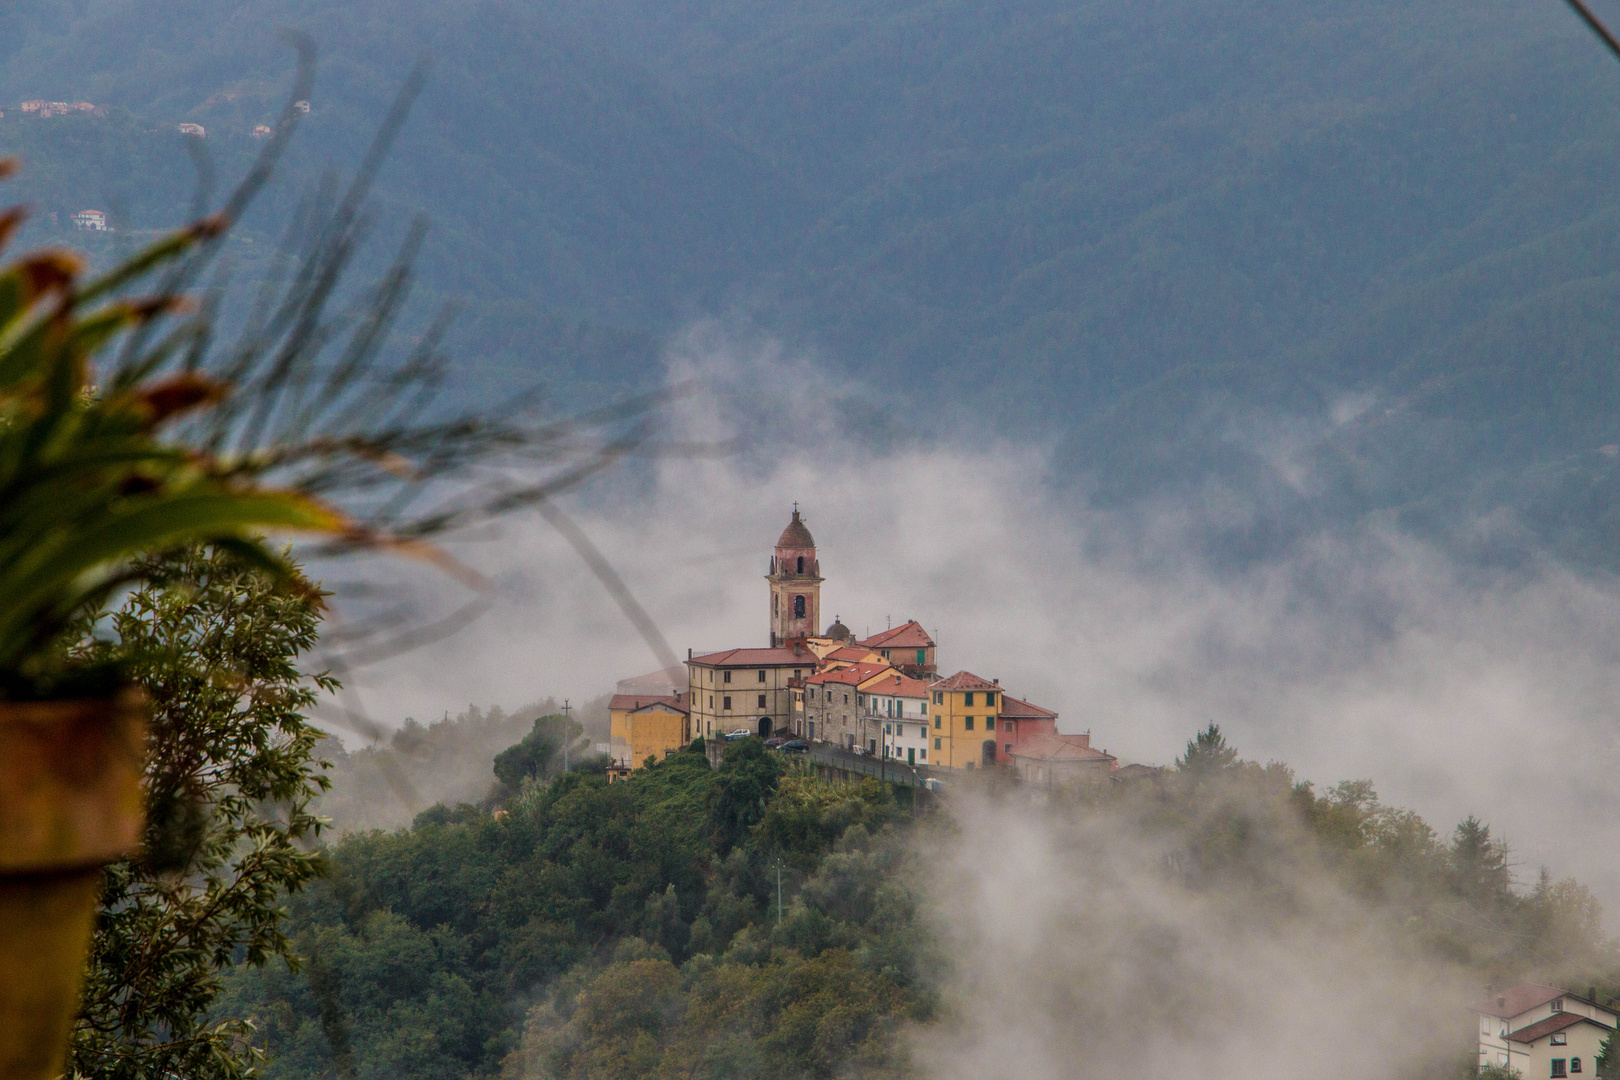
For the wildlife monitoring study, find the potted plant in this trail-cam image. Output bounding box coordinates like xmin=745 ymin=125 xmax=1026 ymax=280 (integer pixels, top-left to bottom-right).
xmin=0 ymin=186 xmax=346 ymax=1079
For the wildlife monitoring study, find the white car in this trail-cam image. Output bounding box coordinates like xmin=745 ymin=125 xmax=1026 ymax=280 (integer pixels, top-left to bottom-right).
xmin=723 ymin=729 xmax=753 ymax=740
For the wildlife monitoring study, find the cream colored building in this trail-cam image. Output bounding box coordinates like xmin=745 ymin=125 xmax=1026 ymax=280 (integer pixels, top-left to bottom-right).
xmin=1476 ymin=984 xmax=1617 ymax=1076
xmin=687 ymin=645 xmax=814 ymax=740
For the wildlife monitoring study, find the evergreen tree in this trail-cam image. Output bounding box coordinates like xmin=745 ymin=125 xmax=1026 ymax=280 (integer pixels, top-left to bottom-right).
xmin=1175 ymin=723 xmax=1239 ymax=777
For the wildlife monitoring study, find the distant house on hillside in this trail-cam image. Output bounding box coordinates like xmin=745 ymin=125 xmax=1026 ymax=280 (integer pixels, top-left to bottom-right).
xmin=71 ymin=210 xmax=109 ymax=232
xmin=20 ymin=100 xmax=94 ymax=118
xmin=293 ymin=100 xmax=311 ymax=113
xmin=177 ymin=122 xmax=205 ymax=138
xmin=1476 ymin=984 xmax=1617 ymax=1076
xmin=608 ymin=693 xmax=690 ymax=776
xmin=251 ymin=124 xmax=272 ymax=138
xmin=1007 ymin=732 xmax=1116 ymax=792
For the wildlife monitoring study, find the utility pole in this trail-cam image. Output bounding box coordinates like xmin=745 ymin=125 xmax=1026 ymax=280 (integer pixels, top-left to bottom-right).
xmin=562 ymin=699 xmax=571 ymax=774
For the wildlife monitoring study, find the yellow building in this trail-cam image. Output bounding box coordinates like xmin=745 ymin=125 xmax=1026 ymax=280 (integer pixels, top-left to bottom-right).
xmin=927 ymin=671 xmax=1003 ymax=770
xmin=608 ymin=693 xmax=691 ymax=774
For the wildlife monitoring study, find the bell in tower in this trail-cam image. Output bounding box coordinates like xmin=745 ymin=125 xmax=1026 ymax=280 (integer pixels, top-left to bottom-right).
xmin=766 ymin=504 xmax=823 ymax=646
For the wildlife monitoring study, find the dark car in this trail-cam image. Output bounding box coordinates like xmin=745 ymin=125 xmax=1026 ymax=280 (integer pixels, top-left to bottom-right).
xmin=764 ymin=736 xmax=789 ymax=748
xmin=776 ymin=740 xmax=808 ymax=753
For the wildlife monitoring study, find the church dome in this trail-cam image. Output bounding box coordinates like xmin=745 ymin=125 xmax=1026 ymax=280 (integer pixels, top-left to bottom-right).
xmin=776 ymin=507 xmax=815 ymax=549
xmin=825 ymin=616 xmax=851 ymax=641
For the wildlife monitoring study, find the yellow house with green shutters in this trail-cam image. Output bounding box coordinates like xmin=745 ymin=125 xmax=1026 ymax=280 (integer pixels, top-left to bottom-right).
xmin=927 ymin=671 xmax=1003 ymax=770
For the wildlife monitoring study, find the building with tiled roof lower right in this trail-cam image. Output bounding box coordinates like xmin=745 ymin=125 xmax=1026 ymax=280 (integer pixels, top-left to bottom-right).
xmin=1475 ymin=984 xmax=1616 ymax=1076
xmin=1006 ymin=732 xmax=1116 ymax=792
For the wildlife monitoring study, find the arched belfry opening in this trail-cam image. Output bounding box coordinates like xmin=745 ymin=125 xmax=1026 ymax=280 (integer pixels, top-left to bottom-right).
xmin=766 ymin=506 xmax=823 ymax=646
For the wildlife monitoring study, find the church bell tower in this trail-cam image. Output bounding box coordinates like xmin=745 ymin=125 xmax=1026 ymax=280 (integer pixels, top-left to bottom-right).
xmin=767 ymin=505 xmax=823 ymax=646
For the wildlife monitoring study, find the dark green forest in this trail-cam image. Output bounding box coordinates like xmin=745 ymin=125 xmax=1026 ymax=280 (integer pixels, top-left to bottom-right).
xmin=206 ymin=722 xmax=1619 ymax=1080
xmin=11 ymin=0 xmax=1620 ymax=564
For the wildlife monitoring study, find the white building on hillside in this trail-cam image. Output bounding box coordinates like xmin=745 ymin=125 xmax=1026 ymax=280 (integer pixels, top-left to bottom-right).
xmin=1476 ymin=984 xmax=1617 ymax=1077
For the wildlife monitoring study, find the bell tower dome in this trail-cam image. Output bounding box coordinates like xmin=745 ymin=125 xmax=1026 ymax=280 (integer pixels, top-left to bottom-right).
xmin=767 ymin=504 xmax=823 ymax=646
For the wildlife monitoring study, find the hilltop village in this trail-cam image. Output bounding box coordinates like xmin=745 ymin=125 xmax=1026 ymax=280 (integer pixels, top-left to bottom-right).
xmin=610 ymin=507 xmax=1120 ymax=789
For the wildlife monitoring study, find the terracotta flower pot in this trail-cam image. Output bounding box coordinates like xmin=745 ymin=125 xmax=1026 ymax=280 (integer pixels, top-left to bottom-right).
xmin=0 ymin=691 xmax=145 ymax=1080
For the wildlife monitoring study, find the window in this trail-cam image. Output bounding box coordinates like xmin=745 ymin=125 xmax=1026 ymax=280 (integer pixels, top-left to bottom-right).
xmin=1004 ymin=720 xmax=1013 ymax=732
xmin=793 ymin=669 xmax=802 ymax=679
xmin=757 ymin=695 xmax=766 ymax=708
xmin=917 ymin=649 xmax=926 ymax=665
xmin=793 ymin=594 xmax=806 ymax=618
xmin=1571 ymin=1058 xmax=1582 ymax=1074
xmin=1552 ymin=1060 xmax=1567 ymax=1078
xmin=758 ymin=669 xmax=766 ymax=682
xmin=934 ymin=717 xmax=941 ymax=729
xmin=1005 ymin=743 xmax=1013 ymax=754
xmin=921 ymin=703 xmax=927 ymax=715
xmin=919 ymin=748 xmax=927 ymax=761
xmin=964 ymin=716 xmax=974 ymax=731
xmin=723 ymin=696 xmax=732 ymax=710
xmin=1554 ymin=1001 xmax=1565 ymax=1013
xmin=884 ymin=724 xmax=892 ymax=735
xmin=964 ymin=692 xmax=974 ymax=706
xmin=844 ymin=694 xmax=849 ymax=704
xmin=796 ymin=555 xmax=804 ymax=573
xmin=934 ymin=737 xmax=941 ymax=749
xmin=986 ymin=691 xmax=996 ymax=706
xmin=1553 ymin=1035 xmax=1568 ymax=1047
xmin=723 ymin=670 xmax=732 ymax=683
xmin=933 ymin=691 xmax=943 ymax=705
xmin=708 ymin=696 xmax=713 ymax=708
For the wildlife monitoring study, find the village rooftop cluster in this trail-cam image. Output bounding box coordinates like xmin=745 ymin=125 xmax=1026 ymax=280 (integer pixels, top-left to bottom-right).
xmin=609 ymin=507 xmax=1118 ymax=790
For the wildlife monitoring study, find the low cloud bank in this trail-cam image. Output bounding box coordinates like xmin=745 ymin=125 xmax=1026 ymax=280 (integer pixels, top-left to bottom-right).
xmin=344 ymin=322 xmax=1620 ymax=912
xmin=914 ymin=792 xmax=1470 ymax=1080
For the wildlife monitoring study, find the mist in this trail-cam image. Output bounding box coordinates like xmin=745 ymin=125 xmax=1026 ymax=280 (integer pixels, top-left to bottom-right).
xmin=912 ymin=790 xmax=1472 ymax=1080
xmin=339 ymin=321 xmax=1620 ymax=913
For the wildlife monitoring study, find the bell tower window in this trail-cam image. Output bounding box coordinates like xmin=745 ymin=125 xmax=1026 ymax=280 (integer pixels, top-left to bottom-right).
xmin=797 ymin=555 xmax=805 ymax=573
xmin=793 ymin=595 xmax=806 ymax=618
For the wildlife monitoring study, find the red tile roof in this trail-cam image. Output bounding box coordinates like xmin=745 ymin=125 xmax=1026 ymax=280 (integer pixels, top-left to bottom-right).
xmin=689 ymin=646 xmax=813 ymax=667
xmin=1477 ymin=985 xmax=1569 ymax=1020
xmin=862 ymin=671 xmax=934 ymax=698
xmin=805 ymin=662 xmax=891 ymax=686
xmin=1508 ymin=1012 xmax=1613 ymax=1044
xmin=859 ymin=620 xmax=935 ymax=650
xmin=826 ymin=646 xmax=880 ymax=662
xmin=930 ymin=671 xmax=998 ymax=691
xmin=998 ymin=695 xmax=1056 ymax=720
xmin=609 ymin=693 xmax=688 ymax=714
xmin=1007 ymin=733 xmax=1115 ymax=762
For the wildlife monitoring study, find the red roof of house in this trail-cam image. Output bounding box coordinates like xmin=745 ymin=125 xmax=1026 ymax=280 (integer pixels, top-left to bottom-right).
xmin=998 ymin=695 xmax=1056 ymax=720
xmin=689 ymin=646 xmax=813 ymax=667
xmin=861 ymin=671 xmax=934 ymax=698
xmin=609 ymin=693 xmax=687 ymax=714
xmin=826 ymin=646 xmax=880 ymax=662
xmin=805 ymin=662 xmax=891 ymax=686
xmin=931 ymin=671 xmax=998 ymax=691
xmin=1508 ymin=1012 xmax=1613 ymax=1044
xmin=1007 ymin=733 xmax=1114 ymax=763
xmin=1477 ymin=985 xmax=1571 ymax=1020
xmin=859 ymin=620 xmax=935 ymax=650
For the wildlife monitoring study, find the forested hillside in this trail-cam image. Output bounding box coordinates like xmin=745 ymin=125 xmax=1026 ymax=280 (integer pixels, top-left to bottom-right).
xmin=9 ymin=0 xmax=1620 ymax=562
xmin=212 ymin=729 xmax=1619 ymax=1079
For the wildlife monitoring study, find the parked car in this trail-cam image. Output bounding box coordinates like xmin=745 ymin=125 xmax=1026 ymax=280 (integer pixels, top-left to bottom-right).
xmin=723 ymin=728 xmax=753 ymax=740
xmin=776 ymin=740 xmax=808 ymax=753
xmin=764 ymin=736 xmax=789 ymax=748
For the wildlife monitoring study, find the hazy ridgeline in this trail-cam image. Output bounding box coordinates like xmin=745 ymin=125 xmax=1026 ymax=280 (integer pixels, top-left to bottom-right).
xmin=215 ymin=730 xmax=1617 ymax=1079
xmin=13 ymin=0 xmax=1620 ymax=566
xmin=313 ymin=697 xmax=610 ymax=833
